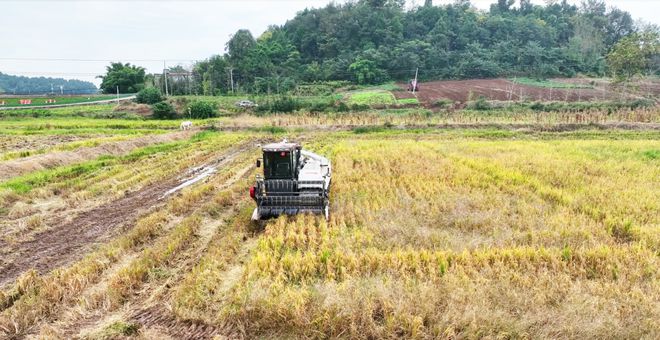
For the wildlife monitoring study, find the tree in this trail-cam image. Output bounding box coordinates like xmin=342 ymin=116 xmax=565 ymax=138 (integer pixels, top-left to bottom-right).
xmin=98 ymin=62 xmax=145 ymax=94
xmin=188 ymin=100 xmax=218 ymax=118
xmin=607 ymin=30 xmax=660 ymax=81
xmin=0 ymin=72 xmax=96 ymax=95
xmin=349 ymin=57 xmax=385 ymax=84
xmin=227 ymin=29 xmax=256 ymax=66
xmin=152 ymin=102 xmax=176 ymax=119
xmin=136 ymin=87 xmax=163 ymax=104
xmin=186 ymin=0 xmax=640 ymax=88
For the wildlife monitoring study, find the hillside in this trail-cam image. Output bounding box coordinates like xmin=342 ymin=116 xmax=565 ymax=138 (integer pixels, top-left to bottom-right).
xmin=0 ymin=72 xmax=97 ymax=95
xmin=183 ymin=0 xmax=656 ymax=96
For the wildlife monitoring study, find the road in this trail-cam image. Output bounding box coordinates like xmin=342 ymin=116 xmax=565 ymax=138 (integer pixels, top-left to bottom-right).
xmin=0 ymin=95 xmax=136 ymax=110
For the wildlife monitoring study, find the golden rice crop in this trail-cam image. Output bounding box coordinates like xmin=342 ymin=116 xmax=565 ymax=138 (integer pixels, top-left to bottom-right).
xmin=201 ymin=135 xmax=659 ymax=338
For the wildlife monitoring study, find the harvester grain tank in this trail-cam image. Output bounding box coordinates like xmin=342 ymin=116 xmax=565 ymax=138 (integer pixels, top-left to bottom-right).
xmin=250 ymin=140 xmax=331 ymax=220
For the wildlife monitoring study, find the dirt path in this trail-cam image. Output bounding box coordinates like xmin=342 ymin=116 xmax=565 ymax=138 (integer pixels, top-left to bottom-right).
xmin=0 ymin=141 xmax=255 ymax=287
xmin=0 ymin=130 xmax=194 ymax=182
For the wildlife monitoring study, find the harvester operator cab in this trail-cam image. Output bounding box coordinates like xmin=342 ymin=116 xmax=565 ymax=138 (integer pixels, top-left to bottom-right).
xmin=257 ymin=142 xmax=302 ymax=180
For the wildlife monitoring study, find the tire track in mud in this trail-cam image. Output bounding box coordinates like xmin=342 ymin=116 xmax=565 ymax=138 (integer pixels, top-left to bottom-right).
xmin=0 ymin=140 xmax=257 ymax=287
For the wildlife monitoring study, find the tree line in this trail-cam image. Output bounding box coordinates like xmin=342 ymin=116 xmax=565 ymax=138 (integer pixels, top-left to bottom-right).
xmin=0 ymin=72 xmax=97 ymax=95
xmin=101 ymin=0 xmax=660 ymax=95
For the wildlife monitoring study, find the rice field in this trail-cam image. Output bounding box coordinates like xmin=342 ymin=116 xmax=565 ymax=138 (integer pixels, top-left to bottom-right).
xmin=0 ymin=116 xmax=658 ymax=339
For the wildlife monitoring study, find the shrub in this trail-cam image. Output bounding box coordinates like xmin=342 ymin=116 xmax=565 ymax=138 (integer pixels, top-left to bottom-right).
xmin=336 ymin=102 xmax=350 ymax=112
xmin=251 ymin=125 xmax=287 ymax=134
xmin=467 ymin=97 xmax=491 ymax=110
xmin=271 ymin=96 xmax=299 ymax=113
xmin=433 ymin=98 xmax=453 ymax=109
xmin=309 ymin=101 xmax=332 ymax=113
xmin=350 ymin=103 xmax=369 ymax=112
xmin=151 ymin=102 xmax=177 ymax=119
xmin=136 ymin=87 xmax=163 ymax=104
xmin=188 ymin=100 xmax=217 ymax=118
xmin=352 ymin=125 xmax=385 ymax=134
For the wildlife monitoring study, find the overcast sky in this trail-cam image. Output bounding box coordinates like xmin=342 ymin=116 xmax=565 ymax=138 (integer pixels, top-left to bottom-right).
xmin=1 ymin=0 xmax=658 ymax=86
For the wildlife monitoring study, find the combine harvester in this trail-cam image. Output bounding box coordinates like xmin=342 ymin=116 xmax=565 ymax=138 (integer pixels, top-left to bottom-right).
xmin=250 ymin=140 xmax=331 ymax=220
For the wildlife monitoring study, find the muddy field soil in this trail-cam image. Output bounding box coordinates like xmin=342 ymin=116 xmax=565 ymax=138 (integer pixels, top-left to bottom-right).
xmin=0 ymin=134 xmax=89 ymax=155
xmin=0 ymin=141 xmax=253 ymax=287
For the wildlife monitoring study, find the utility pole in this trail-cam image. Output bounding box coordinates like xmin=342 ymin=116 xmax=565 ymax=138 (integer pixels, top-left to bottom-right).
xmin=230 ymin=68 xmax=234 ymax=94
xmin=60 ymin=85 xmax=63 ymax=95
xmin=116 ymin=85 xmax=119 ymax=99
xmin=209 ymin=65 xmax=213 ymax=96
xmin=50 ymin=83 xmax=54 ymax=95
xmin=412 ymin=67 xmax=419 ymax=94
xmin=163 ymin=60 xmax=169 ymax=96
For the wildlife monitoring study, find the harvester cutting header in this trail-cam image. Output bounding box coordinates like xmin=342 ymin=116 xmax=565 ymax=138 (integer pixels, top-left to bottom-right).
xmin=250 ymin=140 xmax=331 ymax=220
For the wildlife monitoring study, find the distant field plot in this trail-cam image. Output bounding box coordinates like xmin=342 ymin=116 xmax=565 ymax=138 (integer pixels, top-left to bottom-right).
xmin=0 ymin=117 xmax=182 ymax=135
xmin=393 ymin=78 xmax=660 ymax=106
xmin=348 ymin=90 xmax=397 ymax=106
xmin=511 ymin=77 xmax=594 ymax=89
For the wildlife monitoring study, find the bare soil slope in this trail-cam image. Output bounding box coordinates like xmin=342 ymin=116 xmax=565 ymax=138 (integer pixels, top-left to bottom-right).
xmin=393 ymin=78 xmax=652 ymax=107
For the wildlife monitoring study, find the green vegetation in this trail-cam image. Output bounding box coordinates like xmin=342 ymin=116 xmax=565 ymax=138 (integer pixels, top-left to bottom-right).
xmin=607 ymin=28 xmax=660 ymax=82
xmin=188 ymin=100 xmax=218 ymax=118
xmin=136 ymin=87 xmax=163 ymax=104
xmin=462 ymin=99 xmax=656 ymax=113
xmin=396 ymin=97 xmax=419 ymax=105
xmin=348 ymin=90 xmax=396 ymax=106
xmin=98 ymin=62 xmax=145 ymax=94
xmin=171 ymin=0 xmax=651 ymax=95
xmin=511 ymin=77 xmax=593 ymax=89
xmin=151 ymin=102 xmax=176 ymax=119
xmin=0 ymin=71 xmax=96 ymax=95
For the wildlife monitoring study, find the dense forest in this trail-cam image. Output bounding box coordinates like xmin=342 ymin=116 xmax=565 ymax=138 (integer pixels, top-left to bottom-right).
xmin=166 ymin=0 xmax=655 ymax=95
xmin=0 ymin=72 xmax=97 ymax=95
